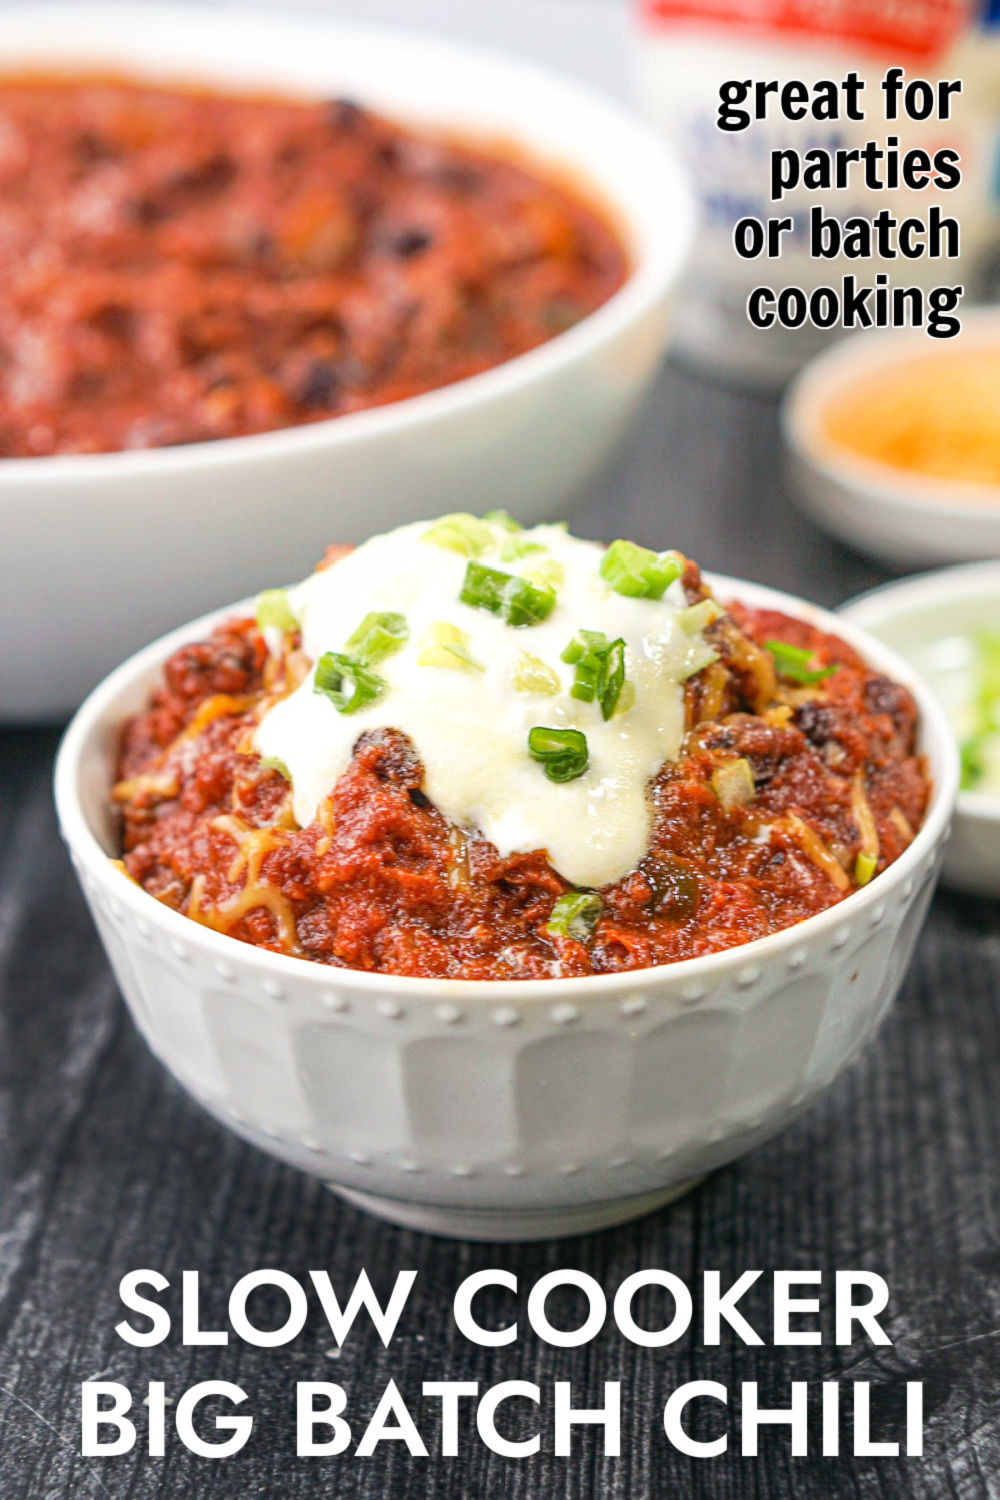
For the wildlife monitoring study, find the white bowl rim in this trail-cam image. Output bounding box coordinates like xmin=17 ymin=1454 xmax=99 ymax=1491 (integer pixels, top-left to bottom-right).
xmin=840 ymin=559 xmax=1000 ymax=829
xmin=781 ymin=308 xmax=1000 ymax=521
xmin=54 ymin=568 xmax=959 ymax=1003
xmin=0 ymin=1 xmax=693 ymax=485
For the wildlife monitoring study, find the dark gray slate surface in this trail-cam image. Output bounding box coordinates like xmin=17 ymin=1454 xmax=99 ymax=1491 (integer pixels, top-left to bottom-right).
xmin=1 ymin=361 xmax=998 ymax=1499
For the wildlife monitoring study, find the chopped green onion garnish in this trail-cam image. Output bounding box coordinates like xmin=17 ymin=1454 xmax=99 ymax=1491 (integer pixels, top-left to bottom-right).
xmin=679 ymin=645 xmax=720 ymax=682
xmin=560 ymin=630 xmax=627 ymax=720
xmin=512 ymin=652 xmax=560 ymax=695
xmin=524 ymin=557 xmax=565 ymax=592
xmin=600 ymin=540 xmax=683 ymax=600
xmin=501 ymin=535 xmax=546 ymax=562
xmin=460 ymin=562 xmax=556 ymax=627
xmin=765 ymin=640 xmax=837 ymax=686
xmin=484 ymin=509 xmax=522 ymax=532
xmin=527 ymin=726 xmax=589 ymax=783
xmin=314 ymin=651 xmax=385 ymax=714
xmin=961 ymin=734 xmax=988 ymax=792
xmin=256 ymin=588 xmax=298 ymax=632
xmin=546 ymin=890 xmax=602 ymax=941
xmin=680 ymin=598 xmax=723 ymax=634
xmin=422 ymin=513 xmax=495 ymax=557
xmin=854 ymin=851 xmax=878 ymax=887
xmin=259 ymin=755 xmax=291 ymax=782
xmin=959 ymin=631 xmax=1000 ymax=791
xmin=615 ymin=680 xmax=636 ymax=716
xmin=560 ymin=633 xmax=596 ymax=665
xmin=417 ymin=621 xmax=484 ymax=672
xmin=344 ymin=611 xmax=409 ymax=665
xmin=562 ymin=628 xmax=603 ymax=696
xmin=599 ymin=639 xmax=626 ymax=721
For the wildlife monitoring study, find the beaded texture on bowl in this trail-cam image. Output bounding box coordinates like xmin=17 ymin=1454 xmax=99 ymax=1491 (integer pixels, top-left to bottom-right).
xmin=72 ymin=841 xmax=943 ymax=1236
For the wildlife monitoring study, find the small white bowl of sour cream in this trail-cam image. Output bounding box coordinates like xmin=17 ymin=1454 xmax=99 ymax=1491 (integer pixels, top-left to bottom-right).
xmin=841 ymin=561 xmax=1000 ymax=898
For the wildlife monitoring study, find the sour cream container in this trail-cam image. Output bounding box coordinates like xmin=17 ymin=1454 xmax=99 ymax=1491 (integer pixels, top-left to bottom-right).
xmin=634 ymin=0 xmax=1000 ymax=384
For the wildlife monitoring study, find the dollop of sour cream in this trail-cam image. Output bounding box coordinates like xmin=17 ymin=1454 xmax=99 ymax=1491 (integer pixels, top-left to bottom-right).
xmin=254 ymin=519 xmax=718 ymax=888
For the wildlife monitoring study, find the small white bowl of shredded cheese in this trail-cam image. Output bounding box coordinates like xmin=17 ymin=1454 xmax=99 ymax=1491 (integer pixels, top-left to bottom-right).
xmin=782 ymin=311 xmax=1000 ymax=570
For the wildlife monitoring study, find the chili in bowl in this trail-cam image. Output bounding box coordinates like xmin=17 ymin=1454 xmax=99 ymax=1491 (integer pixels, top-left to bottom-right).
xmin=55 ymin=515 xmax=958 ymax=1240
xmin=0 ymin=4 xmax=693 ymax=720
xmin=0 ymin=77 xmax=627 ymax=457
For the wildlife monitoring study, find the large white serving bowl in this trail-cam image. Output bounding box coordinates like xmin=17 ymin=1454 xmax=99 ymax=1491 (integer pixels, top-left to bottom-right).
xmin=0 ymin=4 xmax=694 ymax=723
xmin=54 ymin=574 xmax=958 ymax=1241
xmin=841 ymin=562 xmax=1000 ymax=899
xmin=781 ymin=311 xmax=1000 ymax=569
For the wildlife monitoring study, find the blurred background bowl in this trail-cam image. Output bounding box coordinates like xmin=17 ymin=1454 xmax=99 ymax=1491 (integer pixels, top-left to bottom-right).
xmin=0 ymin=2 xmax=693 ymax=723
xmin=841 ymin=561 xmax=1000 ymax=899
xmin=781 ymin=309 xmax=1000 ymax=570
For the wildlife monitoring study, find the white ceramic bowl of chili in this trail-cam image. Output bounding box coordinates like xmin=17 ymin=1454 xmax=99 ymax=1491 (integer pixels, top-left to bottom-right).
xmin=0 ymin=2 xmax=694 ymax=722
xmin=54 ymin=574 xmax=958 ymax=1241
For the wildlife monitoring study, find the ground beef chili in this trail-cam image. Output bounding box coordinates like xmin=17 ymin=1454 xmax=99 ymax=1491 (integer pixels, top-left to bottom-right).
xmin=0 ymin=75 xmax=626 ymax=456
xmin=113 ymin=561 xmax=929 ymax=980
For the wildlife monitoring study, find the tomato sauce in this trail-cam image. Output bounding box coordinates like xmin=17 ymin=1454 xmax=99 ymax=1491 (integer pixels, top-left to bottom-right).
xmin=113 ymin=567 xmax=929 ymax=980
xmin=0 ymin=75 xmax=627 ymax=456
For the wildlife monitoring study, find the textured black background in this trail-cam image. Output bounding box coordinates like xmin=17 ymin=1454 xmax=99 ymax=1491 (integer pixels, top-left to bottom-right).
xmin=1 ymin=362 xmax=999 ymax=1498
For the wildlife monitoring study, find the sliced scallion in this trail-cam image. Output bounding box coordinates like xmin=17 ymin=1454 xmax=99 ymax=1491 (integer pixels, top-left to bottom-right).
xmin=314 ymin=651 xmax=385 ymax=714
xmin=523 ymin=557 xmax=565 ymax=592
xmin=417 ymin=621 xmax=484 ymax=672
xmin=484 ymin=509 xmax=522 ymax=532
xmin=959 ymin=631 xmax=1000 ymax=791
xmin=501 ymin=535 xmax=546 ymax=563
xmin=854 ymin=851 xmax=878 ymax=887
xmin=614 ymin=680 xmax=636 ymax=716
xmin=344 ymin=611 xmax=408 ymax=665
xmin=512 ymin=653 xmax=560 ymax=695
xmin=546 ymin=890 xmax=602 ymax=941
xmin=599 ymin=639 xmax=626 ymax=721
xmin=765 ymin=640 xmax=836 ymax=686
xmin=562 ymin=628 xmax=604 ymax=700
xmin=680 ymin=598 xmax=723 ymax=634
xmin=460 ymin=562 xmax=556 ymax=627
xmin=561 ymin=629 xmax=627 ymax=720
xmin=600 ymin=540 xmax=683 ymax=600
xmin=422 ymin=513 xmax=495 ymax=557
xmin=961 ymin=734 xmax=988 ymax=791
xmin=679 ymin=643 xmax=720 ymax=681
xmin=259 ymin=755 xmax=291 ymax=782
xmin=527 ymin=726 xmax=588 ymax=783
xmin=256 ymin=587 xmax=298 ymax=632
